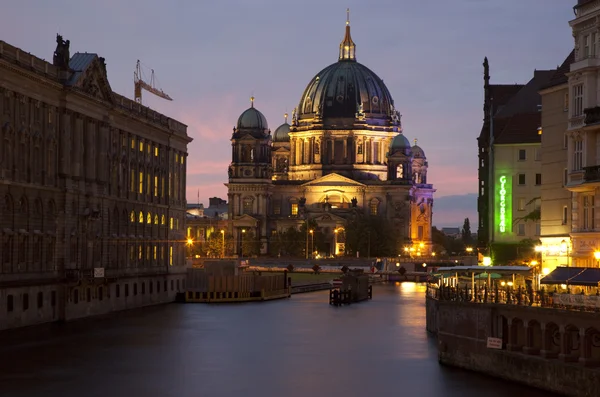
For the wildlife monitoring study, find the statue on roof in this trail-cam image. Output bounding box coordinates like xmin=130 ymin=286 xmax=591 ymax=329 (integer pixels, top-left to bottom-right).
xmin=53 ymin=34 xmax=70 ymax=70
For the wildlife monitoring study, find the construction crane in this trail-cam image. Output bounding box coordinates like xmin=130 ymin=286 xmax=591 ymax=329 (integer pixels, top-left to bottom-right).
xmin=134 ymin=60 xmax=173 ymax=104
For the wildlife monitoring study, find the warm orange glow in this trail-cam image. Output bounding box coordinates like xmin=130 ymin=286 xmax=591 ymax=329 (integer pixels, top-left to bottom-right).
xmin=187 ymin=238 xmax=193 ymax=246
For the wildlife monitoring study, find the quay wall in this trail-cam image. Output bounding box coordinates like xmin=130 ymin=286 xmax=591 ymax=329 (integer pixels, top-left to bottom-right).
xmin=427 ymin=297 xmax=600 ymax=397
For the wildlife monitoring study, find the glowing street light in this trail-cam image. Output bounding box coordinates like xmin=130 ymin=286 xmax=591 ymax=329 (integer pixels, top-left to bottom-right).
xmin=594 ymin=251 xmax=600 ymax=267
xmin=220 ymin=230 xmax=225 ymax=258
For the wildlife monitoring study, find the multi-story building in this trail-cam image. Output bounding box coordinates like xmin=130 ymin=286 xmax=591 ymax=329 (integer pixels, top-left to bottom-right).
xmin=539 ymin=51 xmax=574 ymax=271
xmin=0 ymin=35 xmax=191 ymax=330
xmin=477 ymin=58 xmax=555 ymax=262
xmin=564 ymin=0 xmax=600 ymax=266
xmin=226 ymin=17 xmax=435 ymax=257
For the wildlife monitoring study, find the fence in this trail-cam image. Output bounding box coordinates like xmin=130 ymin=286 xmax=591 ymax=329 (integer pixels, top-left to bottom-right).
xmin=427 ymin=284 xmax=600 ymax=312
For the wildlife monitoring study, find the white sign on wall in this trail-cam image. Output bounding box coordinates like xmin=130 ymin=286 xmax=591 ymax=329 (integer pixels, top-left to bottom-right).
xmin=487 ymin=337 xmax=503 ymax=349
xmin=93 ymin=267 xmax=105 ymax=278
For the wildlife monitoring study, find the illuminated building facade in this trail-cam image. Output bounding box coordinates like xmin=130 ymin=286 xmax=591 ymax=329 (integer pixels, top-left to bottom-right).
xmin=563 ymin=1 xmax=600 ymax=267
xmin=226 ymin=16 xmax=435 ymax=257
xmin=477 ymin=58 xmax=555 ymax=258
xmin=0 ymin=37 xmax=191 ymax=330
xmin=539 ymin=51 xmax=574 ymax=271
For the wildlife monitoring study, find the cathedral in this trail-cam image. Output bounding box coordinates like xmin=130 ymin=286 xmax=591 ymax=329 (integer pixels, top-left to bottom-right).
xmin=226 ymin=15 xmax=435 ymax=257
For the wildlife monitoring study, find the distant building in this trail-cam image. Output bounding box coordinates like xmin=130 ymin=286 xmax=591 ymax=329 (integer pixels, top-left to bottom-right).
xmin=477 ymin=58 xmax=555 ymax=258
xmin=226 ymin=16 xmax=435 ymax=258
xmin=539 ymin=51 xmax=574 ymax=270
xmin=441 ymin=228 xmax=461 ymax=239
xmin=186 ymin=197 xmax=229 ymax=257
xmin=0 ymin=36 xmax=191 ymax=330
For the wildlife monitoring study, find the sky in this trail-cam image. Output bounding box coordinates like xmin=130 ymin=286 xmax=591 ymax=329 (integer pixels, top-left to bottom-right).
xmin=1 ymin=0 xmax=574 ymax=227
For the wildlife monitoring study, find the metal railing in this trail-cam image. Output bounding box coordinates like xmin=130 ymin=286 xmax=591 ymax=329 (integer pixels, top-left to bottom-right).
xmin=427 ymin=284 xmax=600 ymax=312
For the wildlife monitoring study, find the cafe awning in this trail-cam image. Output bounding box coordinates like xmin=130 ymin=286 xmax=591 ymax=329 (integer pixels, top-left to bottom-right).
xmin=542 ymin=267 xmax=600 ymax=286
xmin=437 ymin=266 xmax=532 ymax=275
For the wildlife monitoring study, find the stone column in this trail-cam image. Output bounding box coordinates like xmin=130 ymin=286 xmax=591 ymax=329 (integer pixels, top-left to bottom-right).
xmin=559 ymin=326 xmax=578 ymax=362
xmin=343 ymin=139 xmax=347 ymax=164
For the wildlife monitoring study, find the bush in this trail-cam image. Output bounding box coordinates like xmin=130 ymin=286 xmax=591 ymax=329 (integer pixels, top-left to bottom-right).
xmin=398 ymin=266 xmax=406 ymax=276
xmin=286 ymin=264 xmax=294 ymax=272
xmin=312 ymin=264 xmax=321 ymax=274
xmin=341 ymin=265 xmax=349 ymax=274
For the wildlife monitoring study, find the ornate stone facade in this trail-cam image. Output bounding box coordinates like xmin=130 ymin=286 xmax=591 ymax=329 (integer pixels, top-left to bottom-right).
xmin=226 ymin=20 xmax=435 ymax=257
xmin=0 ymin=37 xmax=191 ymax=330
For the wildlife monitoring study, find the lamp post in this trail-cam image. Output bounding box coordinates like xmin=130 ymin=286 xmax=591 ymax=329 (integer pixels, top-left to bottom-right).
xmin=367 ymin=231 xmax=371 ymax=259
xmin=241 ymin=229 xmax=246 ymax=258
xmin=561 ymin=239 xmax=569 ymax=267
xmin=309 ymin=229 xmax=314 ymax=259
xmin=594 ymin=251 xmax=600 ymax=267
xmin=186 ymin=238 xmax=193 ymax=258
xmin=334 ymin=228 xmax=338 ymax=257
xmin=221 ymin=230 xmax=225 ymax=258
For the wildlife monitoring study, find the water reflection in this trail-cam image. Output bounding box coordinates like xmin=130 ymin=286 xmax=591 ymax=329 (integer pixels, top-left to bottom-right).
xmin=0 ymin=283 xmax=557 ymax=397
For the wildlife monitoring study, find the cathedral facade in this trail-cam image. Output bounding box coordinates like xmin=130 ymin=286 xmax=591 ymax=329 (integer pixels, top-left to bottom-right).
xmin=226 ymin=18 xmax=434 ymax=257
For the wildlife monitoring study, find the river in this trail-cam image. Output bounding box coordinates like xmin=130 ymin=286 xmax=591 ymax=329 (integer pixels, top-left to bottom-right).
xmin=0 ymin=283 xmax=557 ymax=397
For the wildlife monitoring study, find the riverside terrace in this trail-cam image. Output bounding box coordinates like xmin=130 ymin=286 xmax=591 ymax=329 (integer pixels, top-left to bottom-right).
xmin=426 ymin=266 xmax=600 ymax=396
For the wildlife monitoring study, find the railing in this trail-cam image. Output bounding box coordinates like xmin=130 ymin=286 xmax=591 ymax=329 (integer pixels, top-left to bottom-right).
xmin=584 ymin=165 xmax=600 ymax=183
xmin=569 ymin=115 xmax=585 ymax=129
xmin=584 ymin=106 xmax=600 ymax=125
xmin=427 ymin=284 xmax=600 ymax=312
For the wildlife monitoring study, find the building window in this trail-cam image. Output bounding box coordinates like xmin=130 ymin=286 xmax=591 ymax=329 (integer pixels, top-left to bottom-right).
xmin=22 ymin=293 xmax=29 ymax=311
xmin=534 ymin=148 xmax=541 ymax=161
xmin=563 ymin=206 xmax=568 ymax=225
xmin=273 ymin=202 xmax=281 ymax=215
xmin=518 ymin=149 xmax=526 ymax=161
xmin=517 ymin=223 xmax=525 ymax=236
xmin=155 ymin=147 xmax=159 ymax=157
xmin=37 ymin=291 xmax=43 ymax=308
xmin=370 ymin=199 xmax=379 ymax=216
xmin=6 ymin=295 xmax=13 ymax=312
xmin=418 ymin=225 xmax=424 ymax=240
xmin=130 ymin=169 xmax=135 ymax=192
xmin=573 ymin=139 xmax=583 ymax=171
xmin=243 ymin=198 xmax=253 ymax=215
xmin=169 ymin=246 xmax=173 ymax=266
xmin=291 ymin=203 xmax=298 ymax=216
xmin=518 ymin=198 xmax=525 ymax=211
xmin=584 ymin=34 xmax=591 ymax=57
xmin=564 ymin=134 xmax=568 ymax=150
xmin=535 ymin=223 xmax=541 ymax=236
xmin=154 ymin=176 xmax=158 ymax=197
xmin=583 ymin=195 xmax=595 ymax=230
xmin=572 ymin=84 xmax=584 ymax=117
xmin=518 ymin=174 xmax=526 ymax=185
xmin=535 ymin=174 xmax=542 ymax=186
xmin=139 ymin=141 xmax=144 ymax=152
xmin=139 ymin=171 xmax=144 ymax=194
xmin=564 ymin=92 xmax=569 ymax=112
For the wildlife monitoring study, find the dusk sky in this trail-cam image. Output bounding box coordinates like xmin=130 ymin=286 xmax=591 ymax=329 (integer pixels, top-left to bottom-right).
xmin=2 ymin=1 xmax=574 ymax=227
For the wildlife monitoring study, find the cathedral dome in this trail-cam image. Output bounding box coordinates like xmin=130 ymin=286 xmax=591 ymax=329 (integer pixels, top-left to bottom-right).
xmin=390 ymin=133 xmax=411 ymax=151
xmin=295 ymin=15 xmax=397 ymax=126
xmin=412 ymin=140 xmax=426 ymax=158
xmin=237 ymin=98 xmax=268 ymax=131
xmin=273 ymin=114 xmax=291 ymax=142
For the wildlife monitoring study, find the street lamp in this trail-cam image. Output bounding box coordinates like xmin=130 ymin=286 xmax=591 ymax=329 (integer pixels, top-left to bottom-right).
xmin=220 ymin=230 xmax=225 ymax=258
xmin=561 ymin=239 xmax=569 ymax=267
xmin=466 ymin=247 xmax=473 ymax=255
xmin=186 ymin=238 xmax=193 ymax=258
xmin=309 ymin=229 xmax=314 ymax=259
xmin=334 ymin=228 xmax=339 ymax=257
xmin=241 ymin=229 xmax=246 ymax=258
xmin=594 ymin=251 xmax=600 ymax=267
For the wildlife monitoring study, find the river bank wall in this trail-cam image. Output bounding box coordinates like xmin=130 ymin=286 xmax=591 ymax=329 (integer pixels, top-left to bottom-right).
xmin=426 ymin=296 xmax=600 ymax=397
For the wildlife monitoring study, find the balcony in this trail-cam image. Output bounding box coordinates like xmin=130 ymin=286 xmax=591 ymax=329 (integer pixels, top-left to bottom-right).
xmin=569 ymin=115 xmax=585 ymax=130
xmin=584 ymin=165 xmax=600 ymax=182
xmin=584 ymin=106 xmax=600 ymax=126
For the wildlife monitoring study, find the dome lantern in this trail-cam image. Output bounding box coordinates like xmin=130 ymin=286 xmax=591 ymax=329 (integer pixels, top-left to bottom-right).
xmin=339 ymin=8 xmax=356 ymax=62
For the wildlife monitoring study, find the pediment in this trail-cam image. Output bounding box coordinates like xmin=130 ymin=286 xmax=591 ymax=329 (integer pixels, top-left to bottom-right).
xmin=232 ymin=214 xmax=259 ymax=226
xmin=302 ymin=173 xmax=366 ymax=188
xmin=72 ymin=57 xmax=114 ymax=103
xmin=273 ymin=147 xmax=290 ymax=154
xmin=310 ymin=212 xmax=346 ymax=223
xmin=237 ymin=134 xmax=259 ymax=143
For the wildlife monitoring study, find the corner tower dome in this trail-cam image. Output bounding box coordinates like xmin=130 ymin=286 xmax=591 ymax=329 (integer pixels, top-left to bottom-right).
xmin=273 ymin=113 xmax=291 ymax=142
xmin=237 ymin=96 xmax=269 ymax=131
xmin=295 ymin=11 xmax=399 ymax=128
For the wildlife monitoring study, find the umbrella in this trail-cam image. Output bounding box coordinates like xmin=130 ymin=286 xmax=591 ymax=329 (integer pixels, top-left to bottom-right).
xmin=474 ymin=272 xmax=502 ymax=280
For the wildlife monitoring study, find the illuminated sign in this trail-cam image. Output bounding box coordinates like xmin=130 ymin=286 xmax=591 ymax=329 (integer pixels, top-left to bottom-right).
xmin=499 ymin=176 xmax=507 ymax=232
xmin=495 ymin=174 xmax=512 ymax=235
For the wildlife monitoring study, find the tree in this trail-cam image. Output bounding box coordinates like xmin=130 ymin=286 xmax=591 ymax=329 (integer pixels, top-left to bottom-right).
xmin=345 ymin=215 xmax=397 ymax=257
xmin=461 ymin=218 xmax=473 ymax=246
xmin=241 ymin=230 xmax=261 ymax=257
xmin=312 ymin=264 xmax=321 ymax=274
xmin=513 ymin=197 xmax=541 ymax=223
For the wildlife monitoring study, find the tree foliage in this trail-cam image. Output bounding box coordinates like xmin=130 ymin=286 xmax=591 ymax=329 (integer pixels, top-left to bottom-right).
xmin=345 ymin=215 xmax=397 ymax=257
xmin=241 ymin=230 xmax=261 ymax=257
xmin=461 ymin=218 xmax=473 ymax=245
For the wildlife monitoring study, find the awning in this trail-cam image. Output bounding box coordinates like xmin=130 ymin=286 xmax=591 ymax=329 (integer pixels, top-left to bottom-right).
xmin=437 ymin=266 xmax=532 ymax=275
xmin=568 ymin=268 xmax=600 ymax=286
xmin=474 ymin=272 xmax=503 ymax=280
xmin=541 ymin=267 xmax=586 ymax=285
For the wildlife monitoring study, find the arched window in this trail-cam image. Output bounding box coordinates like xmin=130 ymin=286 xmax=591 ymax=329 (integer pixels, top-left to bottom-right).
xmin=243 ymin=197 xmax=253 ymax=215
xmin=161 ymin=214 xmax=166 ymax=226
xmin=147 ymin=212 xmax=152 ymax=224
xmin=369 ymin=198 xmax=380 ymax=216
xmin=154 ymin=215 xmax=159 ymax=225
xmin=138 ymin=211 xmax=143 ymax=224
xmin=130 ymin=210 xmax=135 ymax=223
xmin=396 ymin=164 xmax=404 ymax=179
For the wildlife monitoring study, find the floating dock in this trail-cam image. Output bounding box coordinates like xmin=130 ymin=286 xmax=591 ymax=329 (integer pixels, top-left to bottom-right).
xmin=329 ymin=271 xmax=373 ymax=306
xmin=185 ymin=261 xmax=291 ymax=303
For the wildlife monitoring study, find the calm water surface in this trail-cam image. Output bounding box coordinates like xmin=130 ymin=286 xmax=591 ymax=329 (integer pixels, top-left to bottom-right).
xmin=0 ymin=283 xmax=557 ymax=397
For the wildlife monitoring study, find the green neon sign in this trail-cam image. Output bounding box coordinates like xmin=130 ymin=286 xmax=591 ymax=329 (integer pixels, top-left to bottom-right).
xmin=496 ymin=175 xmax=512 ymax=234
